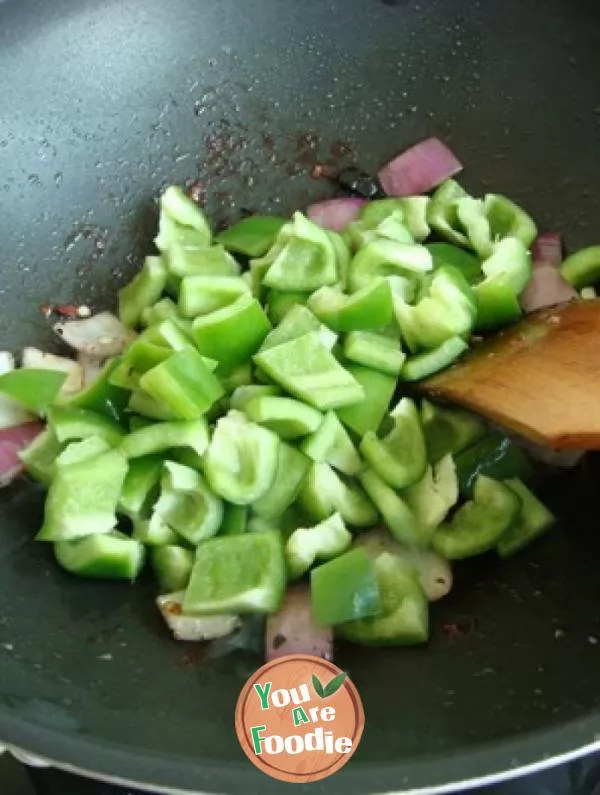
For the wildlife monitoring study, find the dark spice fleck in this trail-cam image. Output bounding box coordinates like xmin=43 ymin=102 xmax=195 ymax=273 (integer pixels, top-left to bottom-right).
xmin=273 ymin=633 xmax=287 ymax=649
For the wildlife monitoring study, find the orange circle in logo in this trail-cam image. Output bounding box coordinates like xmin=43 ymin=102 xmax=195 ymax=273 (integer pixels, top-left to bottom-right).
xmin=235 ymin=654 xmax=364 ymax=783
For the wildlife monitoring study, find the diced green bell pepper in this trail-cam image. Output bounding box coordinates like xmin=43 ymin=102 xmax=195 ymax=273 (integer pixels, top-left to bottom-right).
xmin=300 ymin=411 xmax=362 ymax=476
xmin=403 ymin=454 xmax=459 ymax=541
xmin=67 ymin=358 xmax=129 ymax=422
xmin=132 ymin=513 xmax=179 ymax=547
xmin=154 ymin=461 xmax=223 ymax=545
xmin=456 ymin=197 xmax=494 ymax=259
xmin=427 ymin=179 xmax=470 ymax=246
xmin=160 ymin=185 xmax=212 ymax=241
xmin=218 ymin=362 xmax=253 ymax=395
xmin=307 ymin=279 xmax=393 ymax=332
xmin=19 ymin=428 xmax=63 ymax=486
xmin=192 ymin=294 xmax=271 ymax=372
xmin=218 ymin=503 xmax=248 ymax=536
xmin=343 ymin=331 xmax=406 ymax=376
xmin=426 ymin=242 xmax=482 ymax=284
xmin=433 ymin=475 xmax=521 ymax=559
xmin=243 ymin=395 xmax=322 ymax=439
xmin=141 ymin=297 xmax=180 ymax=327
xmin=359 ymin=468 xmax=421 ymax=546
xmin=484 ymin=193 xmax=537 ymax=251
xmin=252 ymin=442 xmax=310 ymax=520
xmin=360 ymin=398 xmax=427 ymax=490
xmin=182 ymin=530 xmax=286 ymax=615
xmin=54 ymin=437 xmax=111 ymax=468
xmin=166 ymin=243 xmax=240 ymax=283
xmin=560 ymin=245 xmax=600 ymax=289
xmin=454 ymin=431 xmax=533 ymax=498
xmin=151 ymin=545 xmax=195 ymax=592
xmin=254 ymin=331 xmax=363 ymax=411
xmin=178 ymin=275 xmax=250 ymax=318
xmin=127 ymin=388 xmax=177 ymax=421
xmin=0 ymin=369 xmax=66 ymax=415
xmin=143 ymin=318 xmax=195 ymax=351
xmin=337 ymin=552 xmax=428 ymax=645
xmin=267 ymin=290 xmax=309 ymax=324
xmin=204 ymin=411 xmax=279 ymax=505
xmin=120 ymin=419 xmax=209 ymax=459
xmin=348 ymin=239 xmax=433 ymax=293
xmin=47 ymin=406 xmax=125 ymax=448
xmin=398 ymin=336 xmax=469 ymax=381
xmin=336 ymin=364 xmax=396 ymax=437
xmin=37 ymin=449 xmax=128 ymax=541
xmin=54 ymin=531 xmax=145 ymax=581
xmin=299 ymin=462 xmax=377 ymax=527
xmin=215 ymin=215 xmax=288 ymax=257
xmin=359 ymin=198 xmax=430 ymax=241
xmin=118 ymin=256 xmax=168 ymax=328
xmin=118 ymin=454 xmax=163 ymax=519
xmin=139 ymin=348 xmax=225 ymax=420
xmin=155 ymin=213 xmax=211 ymax=255
xmin=286 ymin=513 xmax=352 ymax=580
xmin=310 ymin=547 xmax=381 ymax=626
xmin=261 ymin=212 xmax=338 ymax=292
xmin=328 ymin=230 xmax=352 ymax=289
xmin=230 ymin=384 xmax=280 ymax=412
xmin=421 ymin=399 xmax=486 ymax=463
xmin=474 ymin=273 xmax=522 ymax=331
xmin=260 ymin=304 xmax=336 ymax=353
xmin=481 ymin=237 xmax=532 ymax=296
xmin=124 ymin=339 xmax=173 ymax=373
xmin=497 ymin=478 xmax=555 ymax=557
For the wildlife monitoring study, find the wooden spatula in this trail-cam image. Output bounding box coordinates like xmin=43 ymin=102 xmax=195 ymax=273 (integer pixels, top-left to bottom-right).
xmin=421 ymin=299 xmax=600 ymax=449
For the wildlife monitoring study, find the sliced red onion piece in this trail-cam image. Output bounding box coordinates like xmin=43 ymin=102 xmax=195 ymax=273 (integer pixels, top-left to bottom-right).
xmin=519 ymin=264 xmax=578 ymax=314
xmin=0 ymin=421 xmax=44 ymax=487
xmin=156 ymin=592 xmax=242 ymax=642
xmin=306 ymin=197 xmax=367 ymax=231
xmin=531 ymin=232 xmax=563 ymax=268
xmin=22 ymin=347 xmax=83 ymax=396
xmin=0 ymin=352 xmax=35 ymax=429
xmin=265 ymin=583 xmax=333 ymax=662
xmin=378 ymin=137 xmax=463 ymax=198
xmin=54 ymin=312 xmax=135 ymax=358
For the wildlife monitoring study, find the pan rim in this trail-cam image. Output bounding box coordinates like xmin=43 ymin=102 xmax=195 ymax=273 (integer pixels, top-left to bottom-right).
xmin=1 ymin=709 xmax=600 ymax=793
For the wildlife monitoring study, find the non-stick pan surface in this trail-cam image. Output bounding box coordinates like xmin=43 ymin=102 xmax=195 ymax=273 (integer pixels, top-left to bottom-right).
xmin=1 ymin=0 xmax=600 ymax=792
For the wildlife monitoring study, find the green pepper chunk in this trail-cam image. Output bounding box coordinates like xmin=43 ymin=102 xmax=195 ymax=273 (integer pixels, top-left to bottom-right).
xmin=54 ymin=437 xmax=111 ymax=468
xmin=398 ymin=336 xmax=469 ymax=382
xmin=473 ymin=273 xmax=522 ymax=331
xmin=178 ymin=275 xmax=250 ymax=318
xmin=19 ymin=428 xmax=63 ymax=486
xmin=560 ymin=245 xmax=600 ymax=289
xmin=47 ymin=406 xmax=125 ymax=448
xmin=218 ymin=503 xmax=248 ymax=536
xmin=432 ymin=475 xmax=521 ymax=559
xmin=151 ymin=545 xmax=194 ymax=592
xmin=118 ymin=454 xmax=164 ymax=519
xmin=139 ymin=348 xmax=225 ymax=420
xmin=359 ymin=468 xmax=421 ymax=546
xmin=421 ymin=399 xmax=486 ymax=463
xmin=343 ymin=331 xmax=406 ymax=376
xmin=454 ymin=431 xmax=533 ymax=497
xmin=67 ymin=358 xmax=129 ymax=422
xmin=141 ymin=297 xmax=180 ymax=327
xmin=192 ymin=294 xmax=271 ymax=372
xmin=54 ymin=531 xmax=145 ymax=581
xmin=310 ymin=547 xmax=381 ymax=626
xmin=286 ymin=513 xmax=352 ymax=580
xmin=120 ymin=419 xmax=209 ymax=459
xmin=266 ymin=291 xmax=309 ymax=324
xmin=215 ymin=215 xmax=288 ymax=257
xmin=402 ymin=454 xmax=459 ymax=541
xmin=456 ymin=198 xmax=493 ymax=259
xmin=154 ymin=461 xmax=223 ymax=545
xmin=260 ymin=213 xmax=338 ymax=292
xmin=160 ymin=185 xmax=212 ymax=240
xmin=426 ymin=242 xmax=482 ymax=284
xmin=427 ymin=180 xmax=469 ymax=246
xmin=360 ymin=398 xmax=427 ymax=490
xmin=127 ymin=389 xmax=178 ymax=421
xmin=37 ymin=449 xmax=128 ymax=541
xmin=481 ymin=237 xmax=532 ymax=295
xmin=337 ymin=552 xmax=428 ymax=646
xmin=166 ymin=244 xmax=240 ymax=286
xmin=348 ymin=238 xmax=433 ymax=293
xmin=132 ymin=514 xmax=179 ymax=547
xmin=260 ymin=304 xmax=336 ymax=353
xmin=497 ymin=479 xmax=555 ymax=557
xmin=336 ymin=363 xmax=396 ymax=437
xmin=301 ymin=411 xmax=362 ymax=476
xmin=254 ymin=331 xmax=363 ymax=411
xmin=298 ymin=462 xmax=377 ymax=527
xmin=204 ymin=411 xmax=279 ymax=505
xmin=484 ymin=194 xmax=537 ymax=250
xmin=252 ymin=442 xmax=310 ymax=520
xmin=308 ymin=279 xmax=393 ymax=332
xmin=230 ymin=384 xmax=280 ymax=412
xmin=0 ymin=369 xmax=66 ymax=415
xmin=243 ymin=395 xmax=322 ymax=440
xmin=118 ymin=256 xmax=168 ymax=328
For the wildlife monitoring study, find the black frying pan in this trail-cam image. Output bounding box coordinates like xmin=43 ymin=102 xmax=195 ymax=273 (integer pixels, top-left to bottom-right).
xmin=1 ymin=0 xmax=600 ymax=792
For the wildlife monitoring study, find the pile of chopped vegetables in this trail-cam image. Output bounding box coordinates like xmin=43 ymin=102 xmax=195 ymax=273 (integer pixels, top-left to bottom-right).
xmin=1 ymin=137 xmax=599 ymax=661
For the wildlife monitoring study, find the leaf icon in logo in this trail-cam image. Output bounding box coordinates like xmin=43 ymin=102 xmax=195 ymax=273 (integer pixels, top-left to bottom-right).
xmin=323 ymin=672 xmax=347 ymax=697
xmin=311 ymin=674 xmax=325 ymax=698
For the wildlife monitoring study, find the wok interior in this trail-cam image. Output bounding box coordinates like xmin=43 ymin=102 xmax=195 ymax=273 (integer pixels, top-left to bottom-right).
xmin=1 ymin=0 xmax=600 ymax=790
